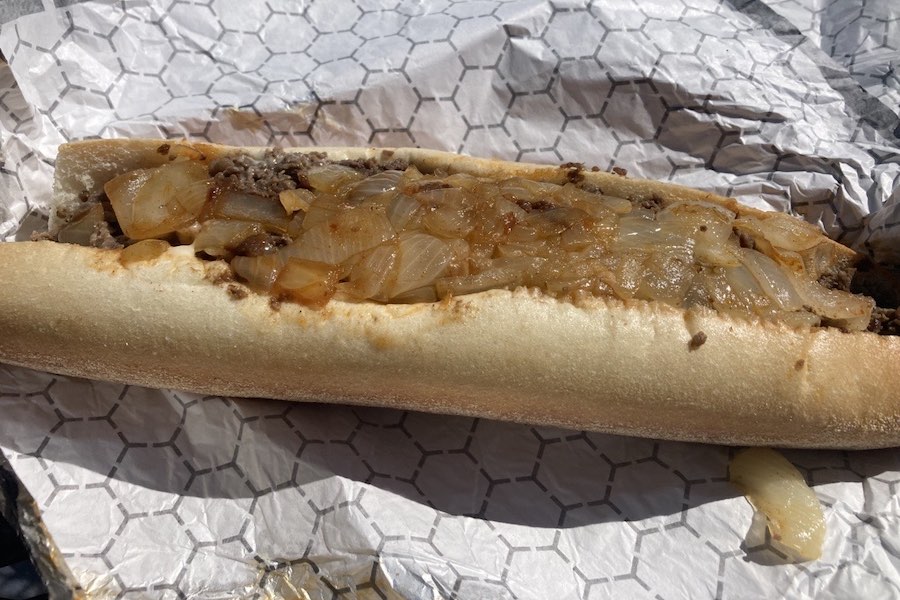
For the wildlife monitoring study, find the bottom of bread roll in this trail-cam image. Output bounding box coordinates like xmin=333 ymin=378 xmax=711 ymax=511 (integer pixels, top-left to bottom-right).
xmin=1 ymin=241 xmax=898 ymax=449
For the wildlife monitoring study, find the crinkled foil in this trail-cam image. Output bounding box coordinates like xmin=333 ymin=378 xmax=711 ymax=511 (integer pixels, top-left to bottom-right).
xmin=0 ymin=1 xmax=899 ymax=598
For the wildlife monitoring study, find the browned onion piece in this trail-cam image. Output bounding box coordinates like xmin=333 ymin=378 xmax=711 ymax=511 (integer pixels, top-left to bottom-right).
xmin=635 ymin=252 xmax=696 ymax=304
xmin=119 ymin=239 xmax=170 ymax=265
xmin=275 ymin=258 xmax=339 ymax=307
xmin=739 ymin=249 xmax=805 ymax=312
xmin=286 ymin=210 xmax=395 ymax=265
xmin=306 ymin=164 xmax=364 ymax=193
xmin=347 ymin=243 xmax=399 ymax=300
xmin=105 ymin=160 xmax=210 ymax=240
xmin=722 ymin=265 xmax=773 ymax=313
xmin=596 ymin=195 xmax=633 ymax=214
xmin=212 ymin=190 xmax=291 ymax=231
xmin=279 ymin=188 xmax=315 ymax=215
xmin=300 ymin=193 xmax=344 ymax=231
xmin=436 ymin=265 xmax=526 ymax=298
xmin=386 ymin=193 xmax=422 ymax=231
xmin=793 ymin=276 xmax=874 ymax=331
xmin=390 ymin=285 xmax=439 ymax=304
xmin=192 ymin=220 xmax=263 ymax=257
xmin=498 ymin=177 xmax=560 ymax=202
xmin=348 ymin=170 xmax=404 ymax=203
xmin=734 ymin=213 xmax=822 ymax=252
xmin=231 ymin=254 xmax=287 ymax=291
xmin=560 ymin=218 xmax=615 ymax=251
xmin=421 ymin=188 xmax=474 ymax=238
xmin=384 ymin=233 xmax=453 ymax=299
xmin=57 ymin=204 xmax=105 ymax=246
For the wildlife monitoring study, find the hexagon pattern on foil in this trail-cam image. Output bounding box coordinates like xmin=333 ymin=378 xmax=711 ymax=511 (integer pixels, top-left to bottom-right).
xmin=1 ymin=371 xmax=899 ymax=598
xmin=0 ymin=0 xmax=898 ymax=598
xmin=0 ymin=0 xmax=897 ymax=243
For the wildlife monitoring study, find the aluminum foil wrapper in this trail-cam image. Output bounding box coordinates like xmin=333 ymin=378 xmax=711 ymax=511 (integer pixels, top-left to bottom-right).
xmin=1 ymin=0 xmax=899 ymax=598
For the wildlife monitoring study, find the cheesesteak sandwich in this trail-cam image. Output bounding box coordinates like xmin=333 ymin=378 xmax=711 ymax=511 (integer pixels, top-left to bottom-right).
xmin=1 ymin=139 xmax=898 ymax=448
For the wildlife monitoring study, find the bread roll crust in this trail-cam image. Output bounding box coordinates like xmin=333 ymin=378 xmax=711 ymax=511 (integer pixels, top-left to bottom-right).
xmin=1 ymin=139 xmax=897 ymax=449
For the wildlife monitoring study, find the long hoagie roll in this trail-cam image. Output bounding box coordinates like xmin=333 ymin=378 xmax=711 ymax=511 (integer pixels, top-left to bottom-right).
xmin=1 ymin=139 xmax=898 ymax=449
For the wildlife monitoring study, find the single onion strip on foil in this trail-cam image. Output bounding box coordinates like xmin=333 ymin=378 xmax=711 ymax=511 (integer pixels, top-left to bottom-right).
xmin=730 ymin=448 xmax=826 ymax=561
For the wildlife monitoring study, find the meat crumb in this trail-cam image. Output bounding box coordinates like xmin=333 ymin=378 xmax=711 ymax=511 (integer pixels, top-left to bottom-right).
xmin=561 ymin=162 xmax=585 ymax=183
xmin=157 ymin=143 xmax=170 ymax=155
xmin=735 ymin=229 xmax=756 ymax=250
xmin=227 ymin=284 xmax=248 ymax=300
xmin=869 ymin=307 xmax=900 ymax=335
xmin=515 ymin=199 xmax=555 ymax=212
xmin=817 ymin=266 xmax=854 ymax=292
xmin=612 ymin=167 xmax=628 ymax=176
xmin=209 ymin=268 xmax=234 ymax=285
xmin=688 ymin=331 xmax=707 ymax=351
xmin=638 ymin=196 xmax=665 ymax=213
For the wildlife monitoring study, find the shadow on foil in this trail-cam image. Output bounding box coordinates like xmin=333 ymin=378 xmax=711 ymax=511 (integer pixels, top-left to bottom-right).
xmin=1 ymin=367 xmax=897 ymax=541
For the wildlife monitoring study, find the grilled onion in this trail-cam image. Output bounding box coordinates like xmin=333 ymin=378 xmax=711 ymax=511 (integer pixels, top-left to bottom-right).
xmin=91 ymin=153 xmax=876 ymax=331
xmin=212 ymin=190 xmax=290 ymax=231
xmin=793 ymin=276 xmax=874 ymax=331
xmin=286 ymin=210 xmax=395 ymax=265
xmin=231 ymin=254 xmax=287 ymax=291
xmin=385 ymin=233 xmax=453 ymax=299
xmin=739 ymin=249 xmax=805 ymax=312
xmin=105 ymin=160 xmax=210 ymax=239
xmin=275 ymin=259 xmax=339 ymax=307
xmin=279 ymin=188 xmax=315 ymax=214
xmin=119 ymin=239 xmax=170 ymax=265
xmin=348 ymin=170 xmax=404 ymax=203
xmin=306 ymin=164 xmax=364 ymax=193
xmin=346 ymin=243 xmax=399 ymax=300
xmin=734 ymin=213 xmax=822 ymax=253
xmin=192 ymin=220 xmax=263 ymax=257
xmin=730 ymin=448 xmax=825 ymax=562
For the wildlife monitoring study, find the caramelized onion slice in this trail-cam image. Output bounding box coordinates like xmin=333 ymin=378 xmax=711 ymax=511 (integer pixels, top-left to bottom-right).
xmin=436 ymin=264 xmax=529 ymax=298
xmin=287 ymin=210 xmax=395 ymax=265
xmin=105 ymin=160 xmax=210 ymax=240
xmin=384 ymin=233 xmax=453 ymax=299
xmin=213 ymin=190 xmax=291 ymax=231
xmin=348 ymin=170 xmax=404 ymax=203
xmin=739 ymin=249 xmax=805 ymax=312
xmin=306 ymin=164 xmax=364 ymax=193
xmin=793 ymin=276 xmax=874 ymax=331
xmin=346 ymin=243 xmax=399 ymax=300
xmin=279 ymin=188 xmax=315 ymax=215
xmin=275 ymin=258 xmax=339 ymax=307
xmin=119 ymin=239 xmax=170 ymax=265
xmin=734 ymin=213 xmax=823 ymax=253
xmin=231 ymin=254 xmax=287 ymax=292
xmin=730 ymin=448 xmax=825 ymax=562
xmin=192 ymin=220 xmax=263 ymax=257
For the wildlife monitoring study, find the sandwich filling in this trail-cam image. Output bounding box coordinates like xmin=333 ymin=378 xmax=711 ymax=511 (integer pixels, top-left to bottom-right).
xmin=49 ymin=145 xmax=897 ymax=334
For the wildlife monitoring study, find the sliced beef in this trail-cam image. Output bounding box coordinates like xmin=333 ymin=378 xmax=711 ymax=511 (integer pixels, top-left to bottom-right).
xmin=209 ymin=150 xmax=328 ymax=198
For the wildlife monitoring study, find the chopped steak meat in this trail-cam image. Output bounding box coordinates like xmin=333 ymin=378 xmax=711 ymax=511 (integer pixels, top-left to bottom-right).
xmin=869 ymin=307 xmax=900 ymax=335
xmin=210 ymin=151 xmax=328 ymax=198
